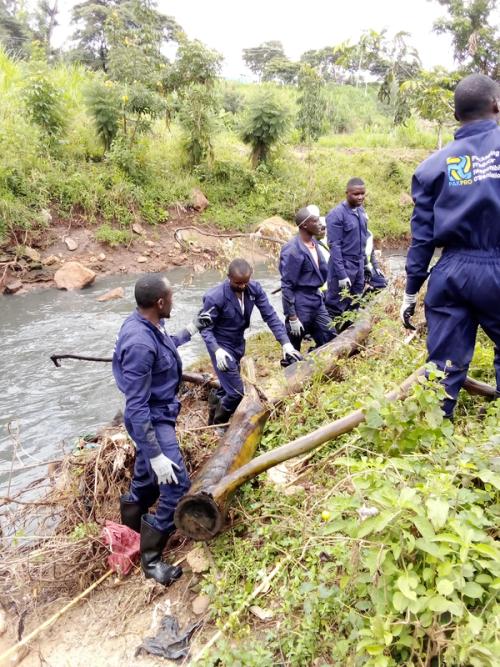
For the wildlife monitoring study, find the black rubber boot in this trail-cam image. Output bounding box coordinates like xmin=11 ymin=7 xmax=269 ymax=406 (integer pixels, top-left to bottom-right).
xmin=213 ymin=403 xmax=234 ymax=425
xmin=207 ymin=389 xmax=220 ymax=426
xmin=140 ymin=515 xmax=183 ymax=586
xmin=120 ymin=494 xmax=144 ymax=533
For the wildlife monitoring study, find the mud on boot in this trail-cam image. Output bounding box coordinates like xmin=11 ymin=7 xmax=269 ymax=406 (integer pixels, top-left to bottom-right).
xmin=140 ymin=515 xmax=182 ymax=586
xmin=207 ymin=388 xmax=220 ymax=426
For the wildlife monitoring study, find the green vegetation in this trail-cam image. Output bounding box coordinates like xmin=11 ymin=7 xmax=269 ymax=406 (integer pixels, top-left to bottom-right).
xmin=0 ymin=48 xmax=442 ymax=244
xmin=1 ymin=0 xmax=496 ymax=246
xmin=194 ymin=316 xmax=499 ymax=666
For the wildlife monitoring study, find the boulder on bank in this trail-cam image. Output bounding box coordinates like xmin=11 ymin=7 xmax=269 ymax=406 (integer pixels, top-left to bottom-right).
xmin=64 ymin=237 xmax=78 ymax=251
xmin=97 ymin=287 xmax=124 ymax=302
xmin=254 ymin=216 xmax=296 ymax=242
xmin=4 ymin=280 xmax=23 ymax=294
xmin=54 ymin=261 xmax=96 ymax=290
xmin=190 ymin=188 xmax=209 ymax=212
xmin=23 ymin=246 xmax=41 ymax=262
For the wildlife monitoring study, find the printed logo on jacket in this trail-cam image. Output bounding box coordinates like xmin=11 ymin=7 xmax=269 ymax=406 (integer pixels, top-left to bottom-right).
xmin=447 ymin=151 xmax=500 ymax=186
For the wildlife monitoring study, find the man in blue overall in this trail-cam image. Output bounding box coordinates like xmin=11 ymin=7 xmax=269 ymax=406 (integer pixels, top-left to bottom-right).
xmin=201 ymin=258 xmax=301 ymax=426
xmin=113 ymin=274 xmax=211 ymax=585
xmin=280 ymin=205 xmax=336 ymax=351
xmin=401 ymin=73 xmax=500 ymax=418
xmin=364 ymin=230 xmax=388 ymax=291
xmin=325 ymin=178 xmax=369 ymax=320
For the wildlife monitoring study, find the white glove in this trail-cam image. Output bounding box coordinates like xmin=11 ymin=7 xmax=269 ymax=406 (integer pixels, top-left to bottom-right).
xmin=150 ymin=453 xmax=180 ymax=485
xmin=215 ymin=347 xmax=233 ymax=371
xmin=282 ymin=342 xmax=303 ymax=362
xmin=339 ymin=277 xmax=352 ymax=290
xmin=400 ymin=293 xmax=417 ymax=330
xmin=289 ymin=318 xmax=304 ymax=336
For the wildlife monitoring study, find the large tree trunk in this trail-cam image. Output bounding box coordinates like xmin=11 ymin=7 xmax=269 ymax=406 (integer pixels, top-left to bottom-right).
xmin=174 ymin=312 xmax=374 ymax=540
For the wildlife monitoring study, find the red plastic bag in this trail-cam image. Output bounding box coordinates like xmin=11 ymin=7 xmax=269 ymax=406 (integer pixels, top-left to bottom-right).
xmin=101 ymin=520 xmax=140 ymax=576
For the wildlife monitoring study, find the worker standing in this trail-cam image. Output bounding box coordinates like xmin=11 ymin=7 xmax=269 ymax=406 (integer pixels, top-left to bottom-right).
xmin=280 ymin=206 xmax=336 ymax=351
xmin=364 ymin=230 xmax=387 ymax=291
xmin=201 ymin=258 xmax=302 ymax=426
xmin=113 ymin=274 xmax=211 ymax=585
xmin=325 ymin=178 xmax=369 ymax=320
xmin=401 ymin=73 xmax=500 ymax=418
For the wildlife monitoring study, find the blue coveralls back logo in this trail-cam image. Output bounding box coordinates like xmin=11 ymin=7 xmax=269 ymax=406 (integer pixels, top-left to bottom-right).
xmin=447 ymin=155 xmax=472 ymax=186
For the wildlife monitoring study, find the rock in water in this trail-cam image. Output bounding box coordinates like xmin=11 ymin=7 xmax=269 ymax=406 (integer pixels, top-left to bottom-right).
xmin=54 ymin=262 xmax=96 ymax=290
xmin=97 ymin=287 xmax=124 ymax=302
xmin=4 ymin=280 xmax=23 ymax=294
xmin=64 ymin=237 xmax=78 ymax=251
xmin=190 ymin=188 xmax=209 ymax=212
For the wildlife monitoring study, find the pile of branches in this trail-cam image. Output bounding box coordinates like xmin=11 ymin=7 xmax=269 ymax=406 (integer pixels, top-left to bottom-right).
xmin=0 ymin=381 xmax=217 ymax=620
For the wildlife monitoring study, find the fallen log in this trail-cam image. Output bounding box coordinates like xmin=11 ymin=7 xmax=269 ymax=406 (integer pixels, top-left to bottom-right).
xmin=174 ymin=311 xmax=375 ymax=540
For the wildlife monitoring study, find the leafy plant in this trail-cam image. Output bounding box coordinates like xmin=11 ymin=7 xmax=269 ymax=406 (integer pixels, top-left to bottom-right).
xmin=241 ymin=90 xmax=289 ymax=168
xmin=85 ymin=79 xmax=120 ymax=151
xmin=296 ymin=64 xmax=326 ymax=143
xmin=23 ymin=67 xmax=66 ymax=142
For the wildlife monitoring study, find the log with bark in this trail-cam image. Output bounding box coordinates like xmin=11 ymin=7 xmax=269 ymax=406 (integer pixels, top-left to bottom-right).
xmin=174 ymin=311 xmax=375 ymax=540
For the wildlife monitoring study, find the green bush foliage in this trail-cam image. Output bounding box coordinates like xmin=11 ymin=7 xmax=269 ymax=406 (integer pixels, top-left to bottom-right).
xmin=241 ymin=89 xmax=290 ymax=167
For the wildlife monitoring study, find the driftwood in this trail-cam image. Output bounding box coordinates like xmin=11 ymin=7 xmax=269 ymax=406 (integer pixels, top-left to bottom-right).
xmin=174 ymin=312 xmax=375 ymax=540
xmin=49 ymin=354 xmax=220 ymax=389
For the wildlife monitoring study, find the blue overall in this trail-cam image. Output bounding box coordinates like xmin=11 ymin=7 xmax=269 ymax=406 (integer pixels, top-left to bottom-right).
xmin=112 ymin=311 xmax=191 ymax=533
xmin=406 ymin=119 xmax=500 ymax=416
xmin=201 ymin=279 xmax=289 ymax=412
xmin=279 ymin=235 xmax=335 ymax=350
xmin=326 ymin=201 xmax=369 ymax=317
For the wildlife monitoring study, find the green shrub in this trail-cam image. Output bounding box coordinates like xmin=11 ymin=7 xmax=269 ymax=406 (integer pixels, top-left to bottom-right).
xmin=94 ymin=224 xmax=132 ymax=246
xmin=241 ymin=89 xmax=290 ymax=167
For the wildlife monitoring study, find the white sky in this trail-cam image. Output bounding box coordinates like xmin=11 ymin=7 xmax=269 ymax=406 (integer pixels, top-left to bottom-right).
xmin=52 ymin=0 xmax=465 ymax=79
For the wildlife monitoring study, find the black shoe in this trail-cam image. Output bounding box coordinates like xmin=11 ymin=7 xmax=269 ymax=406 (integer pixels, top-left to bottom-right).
xmin=140 ymin=515 xmax=183 ymax=586
xmin=207 ymin=389 xmax=220 ymax=426
xmin=120 ymin=494 xmax=145 ymax=533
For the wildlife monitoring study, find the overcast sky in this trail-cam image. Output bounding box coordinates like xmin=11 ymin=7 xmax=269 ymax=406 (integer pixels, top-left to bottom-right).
xmin=52 ymin=0 xmax=469 ymax=79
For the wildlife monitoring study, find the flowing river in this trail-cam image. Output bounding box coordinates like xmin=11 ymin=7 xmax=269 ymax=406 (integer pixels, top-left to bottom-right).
xmin=0 ymin=253 xmax=406 ymax=495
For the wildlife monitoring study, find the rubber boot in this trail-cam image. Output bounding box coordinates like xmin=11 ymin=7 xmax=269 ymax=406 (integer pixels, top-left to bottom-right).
xmin=207 ymin=389 xmax=220 ymax=426
xmin=120 ymin=494 xmax=144 ymax=533
xmin=140 ymin=515 xmax=183 ymax=586
xmin=212 ymin=403 xmax=234 ymax=436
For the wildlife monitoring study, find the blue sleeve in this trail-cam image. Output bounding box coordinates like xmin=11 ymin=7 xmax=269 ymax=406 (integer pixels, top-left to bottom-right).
xmin=326 ymin=210 xmax=347 ymax=279
xmin=279 ymin=246 xmax=301 ymax=318
xmin=254 ymin=283 xmax=289 ymax=345
xmin=405 ymin=173 xmax=436 ymax=294
xmin=120 ymin=343 xmax=162 ymax=459
xmin=200 ymin=293 xmax=222 ymax=354
xmin=171 ymin=328 xmax=192 ymax=347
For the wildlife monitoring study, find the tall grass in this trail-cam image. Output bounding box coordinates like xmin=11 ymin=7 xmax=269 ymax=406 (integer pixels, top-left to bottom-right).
xmin=0 ymin=48 xmax=443 ymax=243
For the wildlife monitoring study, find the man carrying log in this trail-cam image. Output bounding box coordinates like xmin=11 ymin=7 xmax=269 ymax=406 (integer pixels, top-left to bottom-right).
xmin=401 ymin=73 xmax=500 ymax=418
xmin=112 ymin=273 xmax=212 ymax=585
xmin=201 ymin=258 xmax=302 ymax=426
xmin=280 ymin=205 xmax=336 ymax=351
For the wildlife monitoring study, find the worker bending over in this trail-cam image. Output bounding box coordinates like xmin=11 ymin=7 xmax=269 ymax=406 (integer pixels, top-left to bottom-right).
xmin=401 ymin=73 xmax=500 ymax=418
xmin=201 ymin=258 xmax=301 ymax=426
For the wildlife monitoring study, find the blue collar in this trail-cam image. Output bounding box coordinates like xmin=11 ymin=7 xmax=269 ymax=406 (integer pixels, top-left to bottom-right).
xmin=455 ymin=119 xmax=498 ymax=140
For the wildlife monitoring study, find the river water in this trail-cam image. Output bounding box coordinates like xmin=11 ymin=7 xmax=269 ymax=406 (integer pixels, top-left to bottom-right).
xmin=0 ymin=253 xmax=405 ymax=494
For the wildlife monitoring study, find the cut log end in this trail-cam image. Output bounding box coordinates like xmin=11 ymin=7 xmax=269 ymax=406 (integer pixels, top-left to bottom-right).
xmin=174 ymin=492 xmax=224 ymax=541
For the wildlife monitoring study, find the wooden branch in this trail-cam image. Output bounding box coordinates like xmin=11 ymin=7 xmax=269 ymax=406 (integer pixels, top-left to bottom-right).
xmin=0 ymin=570 xmax=113 ymax=663
xmin=174 ymin=312 xmax=375 ymax=540
xmin=175 ymin=358 xmax=269 ymax=540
